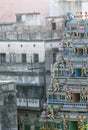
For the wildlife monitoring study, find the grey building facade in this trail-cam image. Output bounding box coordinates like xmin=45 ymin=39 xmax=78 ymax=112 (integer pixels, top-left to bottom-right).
xmin=0 ymin=13 xmax=64 ymax=130
xmin=0 ymin=81 xmax=17 ymax=130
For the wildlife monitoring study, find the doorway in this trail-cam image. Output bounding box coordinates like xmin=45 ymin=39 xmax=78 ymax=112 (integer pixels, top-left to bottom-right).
xmin=75 ymin=68 xmax=81 ymax=77
xmin=24 ymin=120 xmax=30 ymax=130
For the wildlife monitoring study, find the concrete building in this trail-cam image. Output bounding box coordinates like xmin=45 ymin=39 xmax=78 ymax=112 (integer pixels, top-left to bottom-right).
xmin=45 ymin=38 xmax=62 ymax=71
xmin=0 ymin=81 xmax=17 ymax=130
xmin=0 ymin=41 xmax=45 ymax=130
xmin=15 ymin=13 xmax=41 ymax=26
xmin=0 ymin=41 xmax=45 ymax=63
xmin=49 ymin=0 xmax=88 ymax=17
xmin=0 ymin=7 xmax=65 ymax=130
xmin=0 ymin=13 xmax=64 ymax=41
xmin=0 ymin=37 xmax=63 ymax=130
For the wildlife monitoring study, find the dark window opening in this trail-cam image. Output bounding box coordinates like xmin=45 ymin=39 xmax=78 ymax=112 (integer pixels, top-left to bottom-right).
xmin=80 ymin=33 xmax=84 ymax=38
xmin=78 ymin=48 xmax=83 ymax=55
xmin=74 ymin=32 xmax=77 ymax=36
xmin=34 ymin=87 xmax=41 ymax=99
xmin=52 ymin=22 xmax=56 ymax=30
xmin=28 ymin=87 xmax=35 ymax=99
xmin=16 ymin=15 xmax=21 ymax=22
xmin=22 ymin=54 xmax=26 ymax=63
xmin=34 ymin=53 xmax=39 ymax=63
xmin=53 ymin=53 xmax=56 ymax=63
xmin=0 ymin=53 xmax=6 ymax=63
xmin=17 ymin=87 xmax=27 ymax=98
xmin=17 ymin=86 xmax=42 ymax=99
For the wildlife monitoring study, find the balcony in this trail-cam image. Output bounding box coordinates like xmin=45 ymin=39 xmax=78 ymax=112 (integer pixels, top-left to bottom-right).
xmin=17 ymin=98 xmax=43 ymax=110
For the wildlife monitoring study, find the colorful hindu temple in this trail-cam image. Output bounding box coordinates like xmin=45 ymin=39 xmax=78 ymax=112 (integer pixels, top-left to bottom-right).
xmin=40 ymin=14 xmax=88 ymax=130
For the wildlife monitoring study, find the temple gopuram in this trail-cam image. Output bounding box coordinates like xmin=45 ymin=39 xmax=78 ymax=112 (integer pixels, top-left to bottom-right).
xmin=40 ymin=13 xmax=88 ymax=130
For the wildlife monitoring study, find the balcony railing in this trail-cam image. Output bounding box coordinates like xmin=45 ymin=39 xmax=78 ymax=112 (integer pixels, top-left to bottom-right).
xmin=62 ymin=103 xmax=88 ymax=111
xmin=17 ymin=98 xmax=42 ymax=109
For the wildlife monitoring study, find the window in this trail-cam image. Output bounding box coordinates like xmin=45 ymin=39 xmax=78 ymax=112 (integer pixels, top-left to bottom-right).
xmin=34 ymin=53 xmax=39 ymax=63
xmin=78 ymin=48 xmax=83 ymax=55
xmin=16 ymin=15 xmax=21 ymax=22
xmin=80 ymin=33 xmax=84 ymax=38
xmin=22 ymin=54 xmax=26 ymax=63
xmin=9 ymin=53 xmax=16 ymax=63
xmin=0 ymin=53 xmax=6 ymax=63
xmin=28 ymin=87 xmax=34 ymax=99
xmin=34 ymin=87 xmax=41 ymax=99
xmin=52 ymin=22 xmax=56 ymax=30
xmin=74 ymin=32 xmax=77 ymax=36
xmin=53 ymin=53 xmax=56 ymax=63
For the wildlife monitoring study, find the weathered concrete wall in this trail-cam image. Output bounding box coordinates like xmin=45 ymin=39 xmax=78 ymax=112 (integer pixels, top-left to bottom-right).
xmin=0 ymin=41 xmax=45 ymax=63
xmin=0 ymin=16 xmax=64 ymax=41
xmin=45 ymin=39 xmax=62 ymax=71
xmin=0 ymin=81 xmax=17 ymax=130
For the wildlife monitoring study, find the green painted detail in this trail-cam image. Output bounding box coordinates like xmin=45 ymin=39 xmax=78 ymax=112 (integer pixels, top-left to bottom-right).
xmin=69 ymin=121 xmax=78 ymax=130
xmin=24 ymin=120 xmax=30 ymax=130
xmin=35 ymin=122 xmax=41 ymax=130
